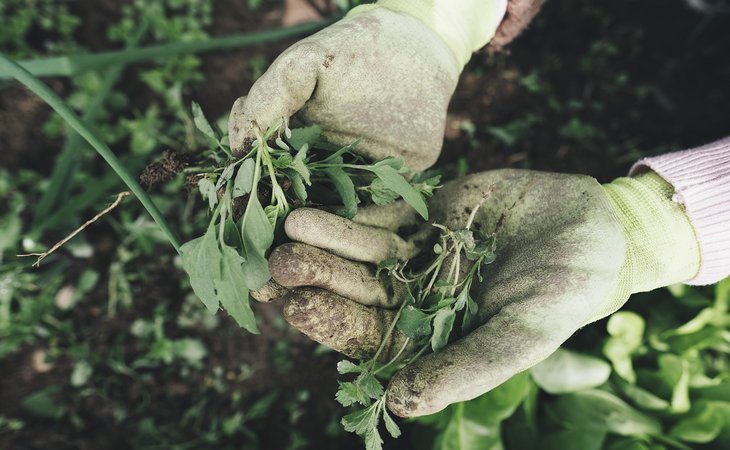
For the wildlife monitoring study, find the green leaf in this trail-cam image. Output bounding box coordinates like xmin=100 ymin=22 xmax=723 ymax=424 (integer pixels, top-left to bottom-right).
xmin=604 ymin=311 xmax=645 ymax=383
xmin=21 ymin=386 xmax=66 ymax=420
xmin=382 ymin=408 xmax=401 ymax=438
xmin=435 ymin=402 xmax=502 ymax=450
xmin=371 ymin=157 xmax=405 ymax=171
xmin=287 ymin=125 xmax=321 ymax=150
xmin=290 ymin=146 xmax=311 ymax=185
xmin=342 ymin=403 xmax=379 ymax=435
xmin=215 ymin=163 xmax=236 ymax=190
xmin=376 ymin=258 xmax=398 ymax=276
xmin=547 ymin=389 xmax=661 ymax=436
xmin=241 ymin=194 xmax=273 ymax=254
xmin=530 ymin=348 xmax=611 ymax=394
xmin=461 ymin=292 xmax=480 ymax=334
xmin=365 ymin=428 xmax=384 ymax=450
xmin=191 ymin=101 xmax=220 ymax=142
xmin=240 ymin=194 xmax=273 ymax=289
xmin=325 ymin=166 xmax=358 ymax=218
xmin=357 ymin=373 xmax=384 ymax=400
xmin=431 ymin=308 xmax=456 ymax=352
xmin=397 ymin=306 xmax=432 ymax=340
xmin=197 ymin=177 xmax=218 ymax=210
xmin=273 ymin=153 xmax=293 ymax=168
xmin=70 ymin=361 xmax=93 ymax=387
xmin=615 ymin=379 xmax=670 ymax=411
xmin=215 ymin=245 xmax=259 ymax=333
xmin=336 ymin=382 xmax=370 ymax=407
xmin=180 ymin=225 xmax=221 ymax=313
xmin=288 ymin=172 xmax=308 ymax=202
xmin=337 ymin=360 xmax=363 ymax=374
xmin=369 ymin=177 xmax=400 ymax=206
xmin=658 ymin=354 xmax=690 ymax=413
xmin=670 ymin=401 xmax=724 ymax=443
xmin=369 ymin=165 xmax=428 ymax=220
xmin=464 ymin=372 xmax=532 ymax=422
xmin=233 ymin=158 xmax=255 ymax=198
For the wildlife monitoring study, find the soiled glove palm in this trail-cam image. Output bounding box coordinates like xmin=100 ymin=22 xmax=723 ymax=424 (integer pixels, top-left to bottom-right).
xmin=266 ymin=169 xmax=700 ymax=417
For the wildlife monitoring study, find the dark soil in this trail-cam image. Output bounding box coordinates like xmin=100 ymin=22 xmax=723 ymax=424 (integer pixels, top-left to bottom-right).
xmin=1 ymin=0 xmax=729 ymax=449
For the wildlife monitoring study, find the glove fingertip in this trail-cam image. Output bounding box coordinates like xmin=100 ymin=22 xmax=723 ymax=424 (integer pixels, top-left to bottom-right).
xmin=250 ymin=280 xmax=288 ymax=303
xmin=386 ymin=367 xmax=442 ymax=418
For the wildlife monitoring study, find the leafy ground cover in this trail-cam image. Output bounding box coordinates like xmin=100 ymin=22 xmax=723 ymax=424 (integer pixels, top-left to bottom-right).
xmin=1 ymin=1 xmax=729 ymax=449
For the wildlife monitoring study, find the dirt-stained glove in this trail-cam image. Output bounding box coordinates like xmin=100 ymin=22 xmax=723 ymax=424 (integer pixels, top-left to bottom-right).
xmin=264 ymin=169 xmax=701 ymax=417
xmin=228 ymin=1 xmax=508 ymax=171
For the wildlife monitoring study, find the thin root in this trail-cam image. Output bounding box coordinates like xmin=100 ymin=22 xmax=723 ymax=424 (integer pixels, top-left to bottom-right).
xmin=17 ymin=191 xmax=132 ymax=267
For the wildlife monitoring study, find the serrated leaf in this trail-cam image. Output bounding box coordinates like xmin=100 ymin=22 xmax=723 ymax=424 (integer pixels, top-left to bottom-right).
xmin=337 ymin=360 xmax=363 ymax=374
xmin=397 ymin=306 xmax=432 ymax=340
xmin=382 ymin=408 xmax=401 ymax=438
xmin=369 ymin=165 xmax=428 ymax=220
xmin=325 ymin=166 xmax=358 ymax=218
xmin=342 ymin=404 xmax=379 ymax=435
xmin=365 ymin=428 xmax=384 ymax=450
xmin=191 ymin=101 xmax=220 ymax=142
xmin=336 ymin=382 xmax=370 ymax=407
xmin=357 ymin=373 xmax=384 ymax=400
xmin=431 ymin=308 xmax=456 ymax=352
xmin=215 ymin=245 xmax=259 ymax=333
xmin=180 ymin=225 xmax=221 ymax=313
xmin=233 ymin=158 xmax=256 ymax=198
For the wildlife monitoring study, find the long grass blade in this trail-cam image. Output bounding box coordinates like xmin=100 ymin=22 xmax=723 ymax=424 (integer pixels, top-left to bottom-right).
xmin=32 ymin=22 xmax=151 ymax=225
xmin=0 ymin=53 xmax=182 ymax=253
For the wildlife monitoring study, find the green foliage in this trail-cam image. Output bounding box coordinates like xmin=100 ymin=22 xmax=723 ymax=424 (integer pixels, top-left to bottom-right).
xmin=0 ymin=0 xmax=81 ymax=59
xmin=336 ymin=210 xmax=497 ymax=449
xmin=414 ymin=277 xmax=730 ymax=450
xmin=180 ymin=105 xmax=434 ymax=333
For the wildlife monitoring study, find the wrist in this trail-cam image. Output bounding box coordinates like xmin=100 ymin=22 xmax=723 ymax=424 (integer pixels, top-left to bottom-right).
xmin=602 ymin=172 xmax=700 ymax=294
xmin=370 ymin=0 xmax=508 ymax=68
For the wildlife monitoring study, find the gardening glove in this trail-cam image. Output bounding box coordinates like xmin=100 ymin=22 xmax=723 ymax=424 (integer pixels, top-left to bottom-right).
xmin=228 ymin=1 xmax=509 ymax=171
xmin=266 ymin=169 xmax=700 ymax=417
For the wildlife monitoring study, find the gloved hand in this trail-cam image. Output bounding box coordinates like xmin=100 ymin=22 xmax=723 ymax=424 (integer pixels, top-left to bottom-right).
xmin=264 ymin=169 xmax=700 ymax=417
xmin=227 ymin=1 xmax=508 ymax=171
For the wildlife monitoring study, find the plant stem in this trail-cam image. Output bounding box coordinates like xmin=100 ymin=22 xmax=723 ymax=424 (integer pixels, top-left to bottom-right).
xmin=0 ymin=53 xmax=182 ymax=253
xmin=0 ymin=20 xmax=336 ymax=79
xmin=369 ymin=299 xmax=409 ymax=369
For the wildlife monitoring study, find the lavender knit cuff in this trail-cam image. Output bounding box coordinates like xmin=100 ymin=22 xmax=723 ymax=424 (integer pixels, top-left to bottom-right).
xmin=630 ymin=136 xmax=730 ymax=285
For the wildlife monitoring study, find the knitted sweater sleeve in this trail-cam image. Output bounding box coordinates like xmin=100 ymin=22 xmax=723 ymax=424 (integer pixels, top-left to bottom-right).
xmin=630 ymin=136 xmax=730 ymax=285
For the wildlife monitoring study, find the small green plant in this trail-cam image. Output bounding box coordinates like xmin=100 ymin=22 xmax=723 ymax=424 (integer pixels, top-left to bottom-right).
xmin=181 ymin=103 xmax=438 ymax=333
xmin=334 ymin=207 xmax=497 ymax=449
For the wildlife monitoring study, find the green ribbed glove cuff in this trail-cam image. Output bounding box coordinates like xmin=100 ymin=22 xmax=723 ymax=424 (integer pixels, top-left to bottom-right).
xmin=603 ymin=171 xmax=701 ymax=295
xmin=350 ymin=0 xmax=507 ymax=68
